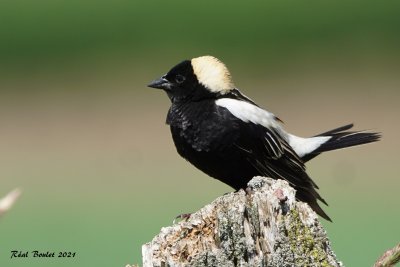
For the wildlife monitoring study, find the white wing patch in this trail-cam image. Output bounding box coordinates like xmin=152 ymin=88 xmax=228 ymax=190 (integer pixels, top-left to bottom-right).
xmin=191 ymin=56 xmax=234 ymax=94
xmin=216 ymin=98 xmax=332 ymax=158
xmin=288 ymin=134 xmax=331 ymax=157
xmin=215 ymin=98 xmax=280 ymax=128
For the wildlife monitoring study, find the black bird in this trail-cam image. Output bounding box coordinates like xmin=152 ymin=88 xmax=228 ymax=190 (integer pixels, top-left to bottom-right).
xmin=148 ymin=55 xmax=380 ymax=221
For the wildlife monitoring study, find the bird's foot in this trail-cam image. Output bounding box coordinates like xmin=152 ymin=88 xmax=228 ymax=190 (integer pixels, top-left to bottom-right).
xmin=173 ymin=213 xmax=192 ymax=224
xmin=245 ymin=186 xmax=254 ymax=195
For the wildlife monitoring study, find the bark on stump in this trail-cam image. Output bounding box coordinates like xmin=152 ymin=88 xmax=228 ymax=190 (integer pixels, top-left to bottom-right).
xmin=142 ymin=177 xmax=342 ymax=267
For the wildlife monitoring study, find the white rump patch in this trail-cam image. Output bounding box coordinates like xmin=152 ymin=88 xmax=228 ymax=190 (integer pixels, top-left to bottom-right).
xmin=216 ymin=98 xmax=332 ymax=157
xmin=191 ymin=56 xmax=234 ymax=94
xmin=288 ymin=134 xmax=331 ymax=157
xmin=216 ymin=98 xmax=279 ymax=128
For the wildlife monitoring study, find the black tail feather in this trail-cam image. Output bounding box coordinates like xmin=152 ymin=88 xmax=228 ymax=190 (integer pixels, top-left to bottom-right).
xmin=313 ymin=123 xmax=354 ymax=136
xmin=298 ymin=124 xmax=380 ymax=221
xmin=302 ymin=124 xmax=381 ymax=162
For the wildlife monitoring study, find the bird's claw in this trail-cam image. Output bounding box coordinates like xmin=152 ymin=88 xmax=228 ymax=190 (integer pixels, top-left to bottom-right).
xmin=173 ymin=213 xmax=192 ymax=224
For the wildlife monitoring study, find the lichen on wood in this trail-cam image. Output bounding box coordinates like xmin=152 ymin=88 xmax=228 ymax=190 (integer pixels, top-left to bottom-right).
xmin=142 ymin=177 xmax=342 ymax=267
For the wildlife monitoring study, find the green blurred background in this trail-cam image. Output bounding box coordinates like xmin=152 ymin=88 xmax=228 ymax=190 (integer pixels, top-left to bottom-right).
xmin=0 ymin=1 xmax=399 ymax=266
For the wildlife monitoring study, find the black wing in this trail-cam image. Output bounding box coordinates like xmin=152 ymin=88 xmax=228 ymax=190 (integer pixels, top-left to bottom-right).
xmin=231 ymin=118 xmax=331 ymax=221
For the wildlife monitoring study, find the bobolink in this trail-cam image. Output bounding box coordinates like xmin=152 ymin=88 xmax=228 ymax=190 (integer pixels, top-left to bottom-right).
xmin=148 ymin=56 xmax=380 ymax=221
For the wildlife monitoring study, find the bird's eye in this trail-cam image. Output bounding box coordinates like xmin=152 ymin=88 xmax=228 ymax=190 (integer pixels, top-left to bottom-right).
xmin=175 ymin=75 xmax=185 ymax=84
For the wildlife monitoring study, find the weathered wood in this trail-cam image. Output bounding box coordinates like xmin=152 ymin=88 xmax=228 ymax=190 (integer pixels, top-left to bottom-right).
xmin=142 ymin=177 xmax=342 ymax=267
xmin=374 ymin=243 xmax=400 ymax=267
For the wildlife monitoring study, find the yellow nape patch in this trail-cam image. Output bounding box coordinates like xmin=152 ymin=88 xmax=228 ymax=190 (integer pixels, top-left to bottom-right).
xmin=191 ymin=56 xmax=235 ymax=94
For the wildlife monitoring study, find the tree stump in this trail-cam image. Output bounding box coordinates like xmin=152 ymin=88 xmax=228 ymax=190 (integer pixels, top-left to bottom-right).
xmin=142 ymin=177 xmax=342 ymax=267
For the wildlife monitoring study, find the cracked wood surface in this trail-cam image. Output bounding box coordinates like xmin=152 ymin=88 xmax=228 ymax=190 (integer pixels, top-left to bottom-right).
xmin=142 ymin=177 xmax=342 ymax=267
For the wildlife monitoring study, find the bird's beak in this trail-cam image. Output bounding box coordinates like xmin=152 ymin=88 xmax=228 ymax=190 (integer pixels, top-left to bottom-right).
xmin=148 ymin=76 xmax=172 ymax=91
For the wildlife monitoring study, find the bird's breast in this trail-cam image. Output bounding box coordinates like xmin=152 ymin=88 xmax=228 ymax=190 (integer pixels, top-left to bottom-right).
xmin=167 ymin=101 xmax=238 ymax=154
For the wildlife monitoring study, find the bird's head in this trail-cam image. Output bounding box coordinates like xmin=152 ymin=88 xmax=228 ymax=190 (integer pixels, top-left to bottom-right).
xmin=148 ymin=56 xmax=235 ymax=102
